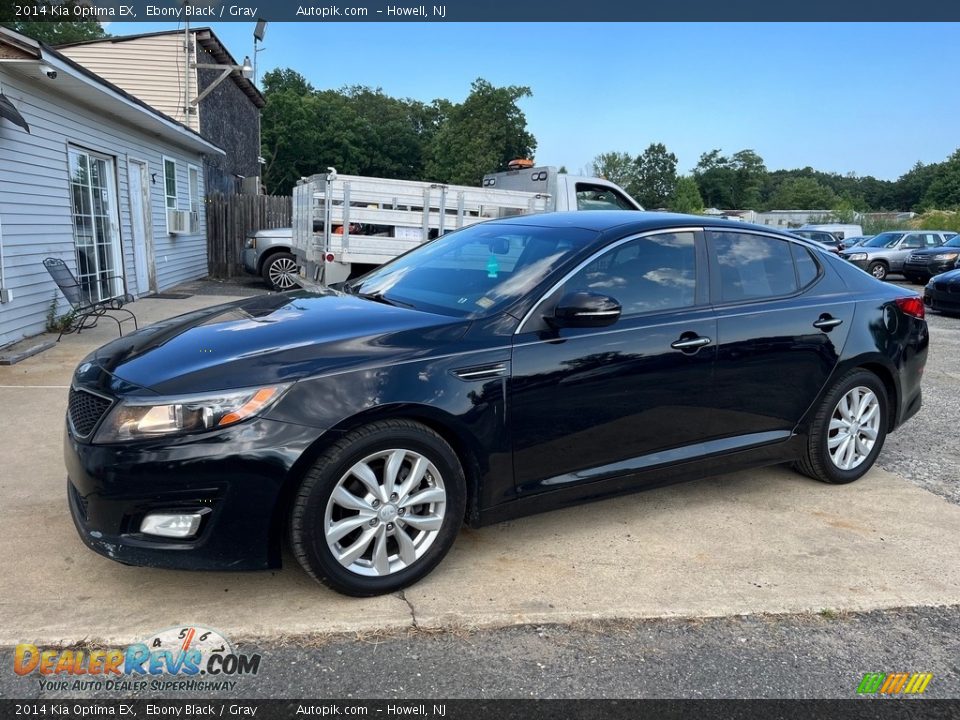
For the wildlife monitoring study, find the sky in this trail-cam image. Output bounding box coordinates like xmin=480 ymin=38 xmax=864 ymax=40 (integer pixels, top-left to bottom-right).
xmin=114 ymin=21 xmax=960 ymax=181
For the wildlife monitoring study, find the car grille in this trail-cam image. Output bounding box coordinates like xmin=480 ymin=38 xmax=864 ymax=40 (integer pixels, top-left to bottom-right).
xmin=934 ymin=282 xmax=960 ymax=294
xmin=68 ymin=388 xmax=112 ymax=437
xmin=908 ymin=254 xmax=926 ymax=262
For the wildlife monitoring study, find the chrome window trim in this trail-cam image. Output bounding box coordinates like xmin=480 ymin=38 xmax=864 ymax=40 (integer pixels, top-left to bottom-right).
xmin=515 ymin=226 xmax=705 ymax=334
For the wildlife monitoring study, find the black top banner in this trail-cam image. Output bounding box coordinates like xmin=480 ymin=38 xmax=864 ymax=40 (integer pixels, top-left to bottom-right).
xmin=4 ymin=0 xmax=960 ymax=22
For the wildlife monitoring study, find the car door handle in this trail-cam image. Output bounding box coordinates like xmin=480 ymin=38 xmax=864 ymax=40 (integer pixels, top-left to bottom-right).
xmin=813 ymin=316 xmax=844 ymax=331
xmin=671 ymin=335 xmax=712 ymax=351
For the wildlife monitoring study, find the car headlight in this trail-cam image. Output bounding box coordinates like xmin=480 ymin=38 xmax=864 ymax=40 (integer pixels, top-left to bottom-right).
xmin=846 ymin=253 xmax=868 ymax=261
xmin=245 ymin=237 xmax=257 ymax=249
xmin=933 ymin=252 xmax=959 ymax=261
xmin=93 ymin=384 xmax=290 ymax=443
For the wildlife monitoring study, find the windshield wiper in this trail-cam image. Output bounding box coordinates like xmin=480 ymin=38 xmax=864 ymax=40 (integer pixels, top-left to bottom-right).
xmin=356 ymin=291 xmax=416 ymax=309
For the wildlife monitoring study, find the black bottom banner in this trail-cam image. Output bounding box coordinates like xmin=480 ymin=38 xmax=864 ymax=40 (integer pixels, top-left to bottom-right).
xmin=1 ymin=699 xmax=958 ymax=720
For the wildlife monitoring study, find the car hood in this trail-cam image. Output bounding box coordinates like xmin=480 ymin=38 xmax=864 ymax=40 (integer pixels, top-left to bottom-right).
xmin=87 ymin=290 xmax=470 ymax=395
xmin=908 ymin=247 xmax=957 ymax=257
xmin=931 ymin=268 xmax=960 ymax=283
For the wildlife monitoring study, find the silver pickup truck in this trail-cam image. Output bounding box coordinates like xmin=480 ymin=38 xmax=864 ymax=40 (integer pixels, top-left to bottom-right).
xmin=242 ymin=228 xmax=298 ymax=290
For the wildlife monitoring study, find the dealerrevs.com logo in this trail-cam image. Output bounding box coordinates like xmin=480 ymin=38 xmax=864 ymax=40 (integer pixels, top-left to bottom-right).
xmin=14 ymin=626 xmax=261 ymax=693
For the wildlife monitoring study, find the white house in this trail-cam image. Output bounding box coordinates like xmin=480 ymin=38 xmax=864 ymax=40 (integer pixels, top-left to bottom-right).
xmin=0 ymin=26 xmax=224 ymax=348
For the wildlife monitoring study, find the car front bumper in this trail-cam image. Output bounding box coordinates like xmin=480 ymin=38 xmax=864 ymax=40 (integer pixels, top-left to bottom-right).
xmin=924 ymin=283 xmax=960 ymax=313
xmin=242 ymin=248 xmax=260 ymax=275
xmin=65 ymin=414 xmax=321 ymax=571
xmin=904 ymin=260 xmax=958 ymax=279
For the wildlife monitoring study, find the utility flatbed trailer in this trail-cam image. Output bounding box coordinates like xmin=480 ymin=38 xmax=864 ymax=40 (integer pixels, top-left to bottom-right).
xmin=293 ymin=170 xmax=551 ymax=285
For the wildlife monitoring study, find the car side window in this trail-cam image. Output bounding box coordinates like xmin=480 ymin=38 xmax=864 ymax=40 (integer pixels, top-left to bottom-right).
xmin=575 ymin=183 xmax=636 ymax=211
xmin=709 ymin=231 xmax=798 ymax=303
xmin=924 ymin=234 xmax=940 ymax=247
xmin=564 ymin=232 xmax=697 ymax=316
xmin=901 ymin=234 xmax=924 ymax=249
xmin=792 ymin=244 xmax=820 ymax=288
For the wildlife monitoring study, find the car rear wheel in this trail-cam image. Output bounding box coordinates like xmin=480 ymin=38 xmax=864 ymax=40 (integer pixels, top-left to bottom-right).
xmin=794 ymin=369 xmax=888 ymax=484
xmin=867 ymin=261 xmax=888 ymax=281
xmin=290 ymin=420 xmax=465 ymax=596
xmin=262 ymin=252 xmax=300 ymax=291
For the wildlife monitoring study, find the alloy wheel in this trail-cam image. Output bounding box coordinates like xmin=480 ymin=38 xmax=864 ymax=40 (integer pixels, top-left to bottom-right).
xmin=268 ymin=257 xmax=299 ymax=289
xmin=323 ymin=449 xmax=447 ymax=577
xmin=827 ymin=386 xmax=881 ymax=471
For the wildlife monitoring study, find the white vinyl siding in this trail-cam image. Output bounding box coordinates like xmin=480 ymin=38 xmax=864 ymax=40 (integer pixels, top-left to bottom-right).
xmin=0 ymin=69 xmax=207 ymax=347
xmin=59 ymin=34 xmax=200 ymax=131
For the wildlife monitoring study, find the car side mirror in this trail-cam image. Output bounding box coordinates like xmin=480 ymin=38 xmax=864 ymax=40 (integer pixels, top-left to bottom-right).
xmin=549 ymin=291 xmax=622 ymax=329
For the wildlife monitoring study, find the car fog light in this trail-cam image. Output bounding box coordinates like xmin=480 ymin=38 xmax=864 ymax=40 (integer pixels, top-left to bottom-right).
xmin=140 ymin=513 xmax=203 ymax=539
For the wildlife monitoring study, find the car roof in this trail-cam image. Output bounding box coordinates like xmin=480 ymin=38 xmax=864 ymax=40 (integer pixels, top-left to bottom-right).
xmin=489 ymin=211 xmax=800 ymax=240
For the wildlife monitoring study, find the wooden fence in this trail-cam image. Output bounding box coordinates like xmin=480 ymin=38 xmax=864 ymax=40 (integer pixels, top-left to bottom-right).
xmin=206 ymin=194 xmax=292 ymax=278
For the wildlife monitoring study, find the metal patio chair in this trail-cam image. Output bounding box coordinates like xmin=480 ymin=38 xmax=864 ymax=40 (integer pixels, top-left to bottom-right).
xmin=42 ymin=257 xmax=138 ymax=341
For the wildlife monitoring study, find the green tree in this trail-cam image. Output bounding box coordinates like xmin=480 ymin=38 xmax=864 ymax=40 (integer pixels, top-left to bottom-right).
xmin=892 ymin=161 xmax=940 ymax=211
xmin=591 ymin=151 xmax=638 ymax=195
xmin=670 ymin=176 xmax=704 ymax=214
xmin=692 ymin=149 xmax=736 ymax=208
xmin=730 ymin=149 xmax=766 ymax=209
xmin=768 ymin=177 xmax=837 ymax=209
xmin=920 ymin=149 xmax=960 ymax=209
xmin=634 ymin=143 xmax=678 ymax=209
xmin=425 ymin=78 xmax=536 ymax=185
xmin=259 ymin=69 xmax=451 ymax=194
xmin=1 ymin=0 xmax=108 ymax=44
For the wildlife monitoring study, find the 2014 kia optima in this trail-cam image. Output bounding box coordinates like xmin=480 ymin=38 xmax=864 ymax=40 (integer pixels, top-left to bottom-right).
xmin=65 ymin=212 xmax=928 ymax=596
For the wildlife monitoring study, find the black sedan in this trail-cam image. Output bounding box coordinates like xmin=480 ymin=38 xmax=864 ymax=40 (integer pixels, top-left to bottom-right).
xmin=65 ymin=213 xmax=929 ymax=596
xmin=924 ymin=268 xmax=960 ymax=314
xmin=903 ymin=234 xmax=960 ymax=284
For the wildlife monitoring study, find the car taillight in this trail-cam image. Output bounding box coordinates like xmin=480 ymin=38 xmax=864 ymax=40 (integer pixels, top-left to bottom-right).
xmin=895 ymin=295 xmax=925 ymax=320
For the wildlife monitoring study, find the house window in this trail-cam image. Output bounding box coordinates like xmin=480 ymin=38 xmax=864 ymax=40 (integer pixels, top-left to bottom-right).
xmin=163 ymin=157 xmax=177 ymax=233
xmin=188 ymin=164 xmax=201 ymax=233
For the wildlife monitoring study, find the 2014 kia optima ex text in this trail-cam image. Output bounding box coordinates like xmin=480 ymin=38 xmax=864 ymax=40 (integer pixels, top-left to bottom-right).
xmin=65 ymin=212 xmax=928 ymax=596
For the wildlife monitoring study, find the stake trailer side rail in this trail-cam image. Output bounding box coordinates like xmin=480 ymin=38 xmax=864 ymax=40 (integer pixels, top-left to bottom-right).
xmin=293 ymin=171 xmax=550 ymax=285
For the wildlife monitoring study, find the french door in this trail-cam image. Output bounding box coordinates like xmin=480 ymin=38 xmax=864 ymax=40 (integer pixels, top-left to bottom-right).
xmin=68 ymin=147 xmax=123 ymax=303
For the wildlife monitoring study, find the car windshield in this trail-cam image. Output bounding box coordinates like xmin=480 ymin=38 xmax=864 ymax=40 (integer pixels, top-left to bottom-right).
xmin=347 ymin=223 xmax=599 ymax=317
xmin=862 ymin=232 xmax=905 ymax=248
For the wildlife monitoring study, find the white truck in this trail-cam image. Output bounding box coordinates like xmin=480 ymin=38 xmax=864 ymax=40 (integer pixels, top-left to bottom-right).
xmin=290 ymin=164 xmax=643 ymax=285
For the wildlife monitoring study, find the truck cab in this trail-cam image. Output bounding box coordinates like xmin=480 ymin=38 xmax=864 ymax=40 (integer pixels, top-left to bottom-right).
xmin=482 ymin=165 xmax=644 ymax=211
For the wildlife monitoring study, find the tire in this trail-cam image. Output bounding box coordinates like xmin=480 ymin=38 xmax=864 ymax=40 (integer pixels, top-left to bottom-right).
xmin=867 ymin=261 xmax=888 ymax=281
xmin=794 ymin=369 xmax=888 ymax=484
xmin=290 ymin=420 xmax=466 ymax=596
xmin=262 ymin=252 xmax=300 ymax=291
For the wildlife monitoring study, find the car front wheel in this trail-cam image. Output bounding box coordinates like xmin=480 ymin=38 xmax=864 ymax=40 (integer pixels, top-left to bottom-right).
xmin=867 ymin=261 xmax=888 ymax=281
xmin=262 ymin=252 xmax=300 ymax=291
xmin=290 ymin=420 xmax=466 ymax=596
xmin=794 ymin=369 xmax=888 ymax=484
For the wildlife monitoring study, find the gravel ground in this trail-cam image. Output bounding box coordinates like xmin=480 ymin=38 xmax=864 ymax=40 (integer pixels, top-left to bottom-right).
xmin=879 ymin=280 xmax=960 ymax=506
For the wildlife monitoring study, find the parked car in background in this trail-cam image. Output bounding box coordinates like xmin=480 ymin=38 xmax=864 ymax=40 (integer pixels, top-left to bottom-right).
xmin=790 ymin=229 xmax=842 ymax=251
xmin=841 ymin=235 xmax=872 ymax=249
xmin=788 ymin=230 xmax=841 ymax=255
xmin=800 ymin=223 xmax=864 ymax=243
xmin=903 ymin=234 xmax=960 ymax=283
xmin=65 ymin=212 xmax=928 ymax=596
xmin=243 ymin=228 xmax=298 ymax=290
xmin=841 ymin=230 xmax=953 ymax=280
xmin=924 ymin=268 xmax=960 ymax=315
